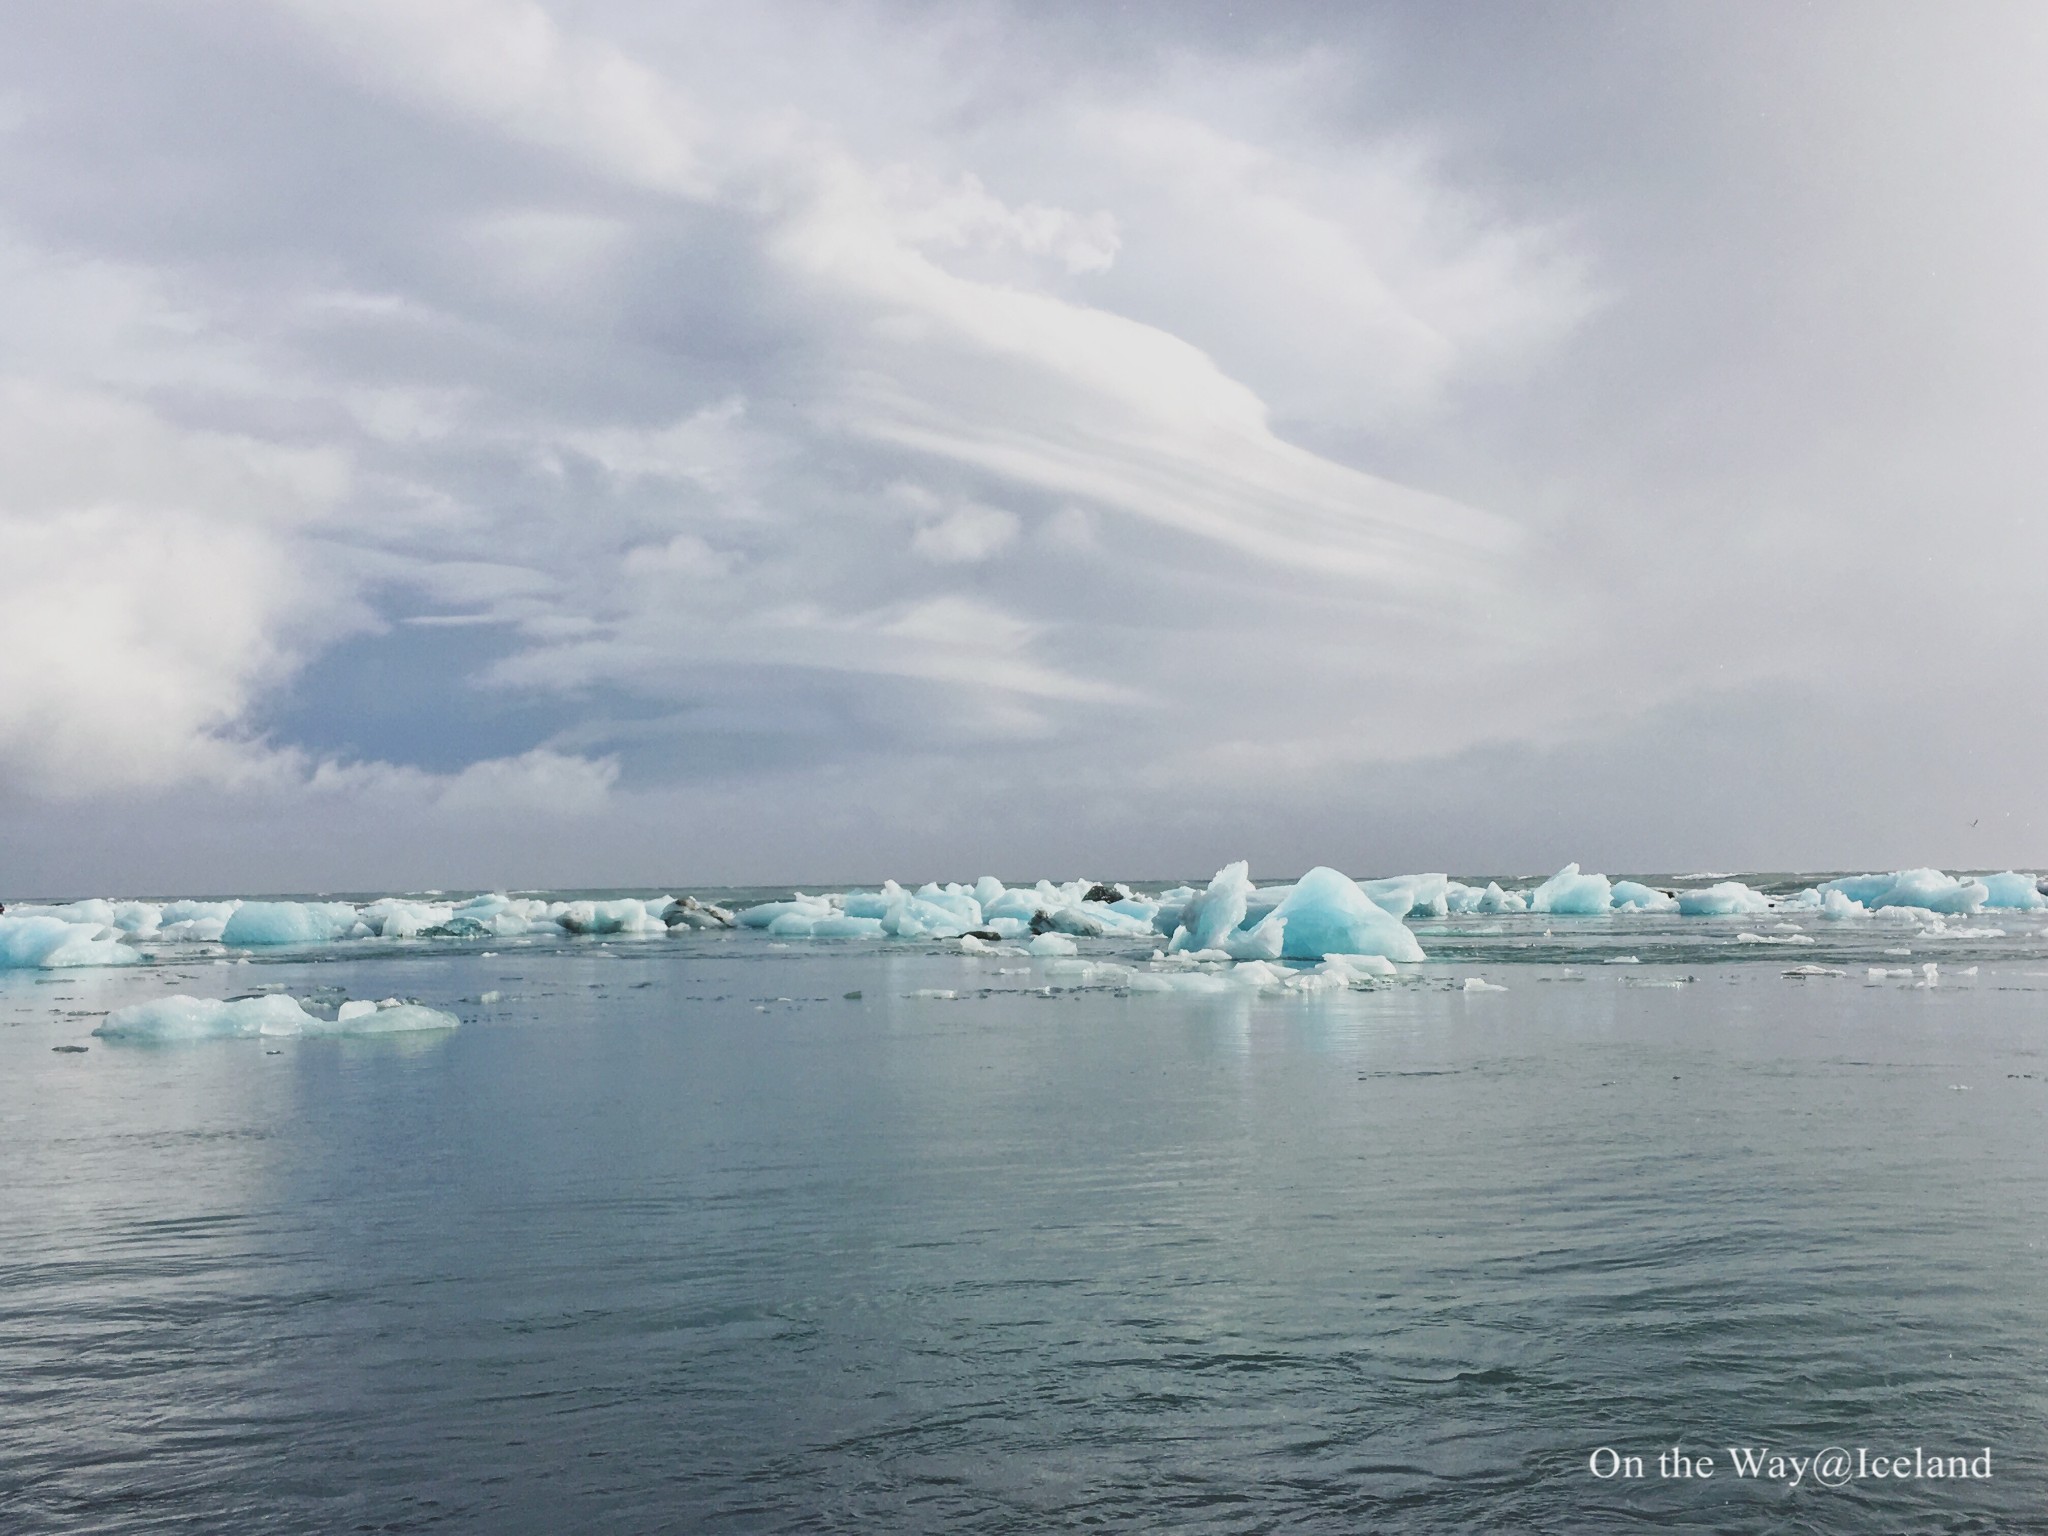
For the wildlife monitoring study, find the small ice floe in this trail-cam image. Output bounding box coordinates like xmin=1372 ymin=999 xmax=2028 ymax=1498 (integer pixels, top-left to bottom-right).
xmin=94 ymin=994 xmax=459 ymax=1040
xmin=1604 ymin=956 xmax=1641 ymax=965
xmin=476 ymin=990 xmax=502 ymax=1004
xmin=1916 ymin=962 xmax=1939 ymax=988
xmin=1461 ymin=977 xmax=1508 ymax=993
xmin=1883 ymin=947 xmax=1913 ymax=957
xmin=0 ymin=915 xmax=141 ymax=971
xmin=909 ymin=988 xmax=961 ymax=1000
xmin=1530 ymin=864 xmax=1612 ymax=915
xmin=1736 ymin=932 xmax=1816 ymax=945
xmin=1028 ymin=933 xmax=1079 ymax=957
xmin=1781 ymin=965 xmax=1847 ymax=978
xmin=1611 ymin=880 xmax=1677 ymax=912
xmin=1678 ymin=881 xmax=1773 ymax=916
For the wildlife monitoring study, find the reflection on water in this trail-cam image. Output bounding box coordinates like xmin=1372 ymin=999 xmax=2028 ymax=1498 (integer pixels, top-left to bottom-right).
xmin=4 ymin=943 xmax=2046 ymax=1533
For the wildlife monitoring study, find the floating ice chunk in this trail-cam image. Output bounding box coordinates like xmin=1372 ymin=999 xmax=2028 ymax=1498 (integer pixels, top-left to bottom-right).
xmin=1126 ymin=969 xmax=1233 ymax=994
xmin=1604 ymin=955 xmax=1641 ymax=964
xmin=812 ymin=913 xmax=887 ymax=939
xmin=660 ymin=895 xmax=736 ymax=929
xmin=1324 ymin=952 xmax=1397 ymax=978
xmin=1979 ymin=872 xmax=2048 ymax=910
xmin=881 ymin=893 xmax=969 ymax=938
xmin=1476 ymin=881 xmax=1527 ymax=914
xmin=1028 ymin=932 xmax=1079 ymax=956
xmin=1610 ymin=881 xmax=1677 ymax=912
xmin=154 ymin=899 xmax=241 ymax=942
xmin=1736 ymin=931 xmax=1814 ymax=945
xmin=913 ymin=883 xmax=983 ymax=927
xmin=1168 ymin=861 xmax=1254 ymax=954
xmin=296 ymin=999 xmax=459 ymax=1034
xmin=1361 ymin=874 xmax=1450 ymax=919
xmin=337 ymin=999 xmax=378 ymax=1022
xmin=1818 ymin=869 xmax=1987 ymax=915
xmin=1814 ymin=889 xmax=1865 ymax=921
xmin=95 ymin=994 xmax=315 ymax=1039
xmin=557 ymin=898 xmax=665 ymax=935
xmin=1782 ymin=965 xmax=1847 ymax=977
xmin=1271 ymin=867 xmax=1427 ymax=962
xmin=0 ymin=915 xmax=141 ymax=969
xmin=1462 ymin=977 xmax=1508 ymax=992
xmin=1221 ymin=913 xmax=1285 ymax=961
xmin=359 ymin=897 xmax=457 ymax=939
xmin=739 ymin=897 xmax=835 ymax=929
xmin=19 ymin=899 xmax=166 ymax=937
xmin=1044 ymin=902 xmax=1155 ymax=939
xmin=220 ymin=901 xmax=365 ymax=946
xmin=1228 ymin=960 xmax=1287 ymax=988
xmin=1677 ymin=881 xmax=1771 ymax=916
xmin=1530 ymin=864 xmax=1613 ymax=915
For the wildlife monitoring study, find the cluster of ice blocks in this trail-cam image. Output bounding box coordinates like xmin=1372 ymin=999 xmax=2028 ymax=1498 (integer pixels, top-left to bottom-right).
xmin=4 ymin=864 xmax=2043 ymax=970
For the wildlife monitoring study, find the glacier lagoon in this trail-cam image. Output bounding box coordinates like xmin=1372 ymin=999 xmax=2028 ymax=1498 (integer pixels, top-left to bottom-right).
xmin=4 ymin=869 xmax=2048 ymax=1532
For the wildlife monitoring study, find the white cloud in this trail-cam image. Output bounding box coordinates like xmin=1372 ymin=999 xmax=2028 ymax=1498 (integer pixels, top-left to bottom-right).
xmin=0 ymin=384 xmax=350 ymax=796
xmin=910 ymin=502 xmax=1018 ymax=563
xmin=0 ymin=0 xmax=1626 ymax=879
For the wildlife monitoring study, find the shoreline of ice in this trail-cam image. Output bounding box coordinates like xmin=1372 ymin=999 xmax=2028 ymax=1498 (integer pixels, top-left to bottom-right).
xmin=4 ymin=863 xmax=2045 ymax=971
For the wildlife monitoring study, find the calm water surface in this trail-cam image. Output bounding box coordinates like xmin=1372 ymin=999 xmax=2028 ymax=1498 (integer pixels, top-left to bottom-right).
xmin=4 ymin=934 xmax=2046 ymax=1532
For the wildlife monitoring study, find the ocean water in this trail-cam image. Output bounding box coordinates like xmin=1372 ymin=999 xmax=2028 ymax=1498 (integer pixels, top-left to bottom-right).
xmin=4 ymin=893 xmax=2046 ymax=1532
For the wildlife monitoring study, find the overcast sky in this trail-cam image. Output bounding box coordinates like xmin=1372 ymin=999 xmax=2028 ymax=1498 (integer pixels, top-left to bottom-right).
xmin=4 ymin=0 xmax=2046 ymax=894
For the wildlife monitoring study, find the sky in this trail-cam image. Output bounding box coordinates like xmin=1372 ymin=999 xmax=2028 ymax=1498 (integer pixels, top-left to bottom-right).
xmin=3 ymin=0 xmax=2047 ymax=894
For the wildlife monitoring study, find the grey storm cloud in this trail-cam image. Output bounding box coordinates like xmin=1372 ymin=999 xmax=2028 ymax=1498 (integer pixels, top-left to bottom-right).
xmin=2 ymin=0 xmax=2045 ymax=892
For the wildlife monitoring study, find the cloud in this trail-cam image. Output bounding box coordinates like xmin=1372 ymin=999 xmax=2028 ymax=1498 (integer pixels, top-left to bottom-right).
xmin=0 ymin=383 xmax=350 ymax=796
xmin=0 ymin=0 xmax=1767 ymax=887
xmin=910 ymin=502 xmax=1018 ymax=563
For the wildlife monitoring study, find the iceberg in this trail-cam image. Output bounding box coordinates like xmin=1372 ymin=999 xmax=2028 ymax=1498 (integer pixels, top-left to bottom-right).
xmin=1361 ymin=874 xmax=1450 ymax=919
xmin=1168 ymin=862 xmax=1255 ymax=954
xmin=1272 ymin=867 xmax=1427 ymax=962
xmin=1530 ymin=864 xmax=1612 ymax=915
xmin=1979 ymin=871 xmax=2048 ymax=910
xmin=660 ymin=895 xmax=736 ymax=929
xmin=1476 ymin=881 xmax=1527 ymax=914
xmin=157 ymin=899 xmax=241 ymax=942
xmin=556 ymin=898 xmax=666 ymax=935
xmin=1611 ymin=880 xmax=1678 ymax=912
xmin=1817 ymin=869 xmax=1988 ymax=915
xmin=308 ymin=1000 xmax=460 ymax=1034
xmin=0 ymin=915 xmax=141 ymax=969
xmin=1676 ymin=881 xmax=1772 ymax=916
xmin=95 ymin=993 xmax=459 ymax=1040
xmin=220 ymin=901 xmax=365 ymax=946
xmin=95 ymin=994 xmax=315 ymax=1039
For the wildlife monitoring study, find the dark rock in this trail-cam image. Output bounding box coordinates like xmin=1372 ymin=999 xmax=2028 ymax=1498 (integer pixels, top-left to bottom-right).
xmin=51 ymin=1045 xmax=87 ymax=1053
xmin=1082 ymin=883 xmax=1129 ymax=903
xmin=966 ymin=929 xmax=1001 ymax=941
